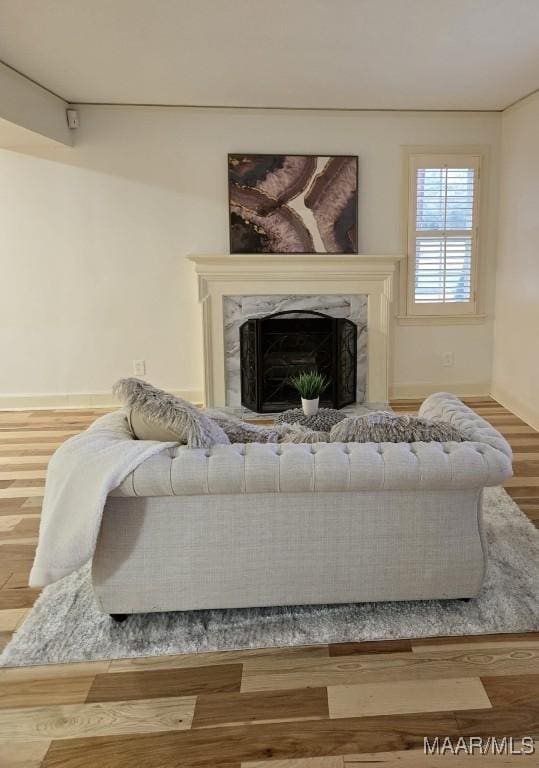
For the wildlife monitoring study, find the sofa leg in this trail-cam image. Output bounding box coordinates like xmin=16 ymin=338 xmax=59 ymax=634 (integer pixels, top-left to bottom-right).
xmin=459 ymin=597 xmax=471 ymax=602
xmin=110 ymin=613 xmax=128 ymax=623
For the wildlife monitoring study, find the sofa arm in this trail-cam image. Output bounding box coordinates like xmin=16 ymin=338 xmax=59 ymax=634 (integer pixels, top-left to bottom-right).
xmin=111 ymin=437 xmax=512 ymax=498
xmin=419 ymin=392 xmax=512 ymax=460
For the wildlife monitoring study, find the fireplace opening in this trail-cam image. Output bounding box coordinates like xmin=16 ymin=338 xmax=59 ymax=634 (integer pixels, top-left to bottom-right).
xmin=240 ymin=310 xmax=357 ymax=413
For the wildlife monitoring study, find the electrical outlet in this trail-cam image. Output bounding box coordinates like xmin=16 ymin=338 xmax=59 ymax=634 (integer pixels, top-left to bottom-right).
xmin=133 ymin=359 xmax=146 ymax=376
xmin=442 ymin=352 xmax=455 ymax=368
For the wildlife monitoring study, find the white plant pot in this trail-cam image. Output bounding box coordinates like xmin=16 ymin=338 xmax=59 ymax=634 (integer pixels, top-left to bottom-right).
xmin=301 ymin=397 xmax=319 ymax=416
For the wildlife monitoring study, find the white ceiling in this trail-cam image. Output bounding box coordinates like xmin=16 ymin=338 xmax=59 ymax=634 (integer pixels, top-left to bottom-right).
xmin=0 ymin=0 xmax=538 ymax=111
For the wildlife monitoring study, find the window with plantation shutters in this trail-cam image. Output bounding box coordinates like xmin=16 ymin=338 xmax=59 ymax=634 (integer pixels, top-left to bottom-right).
xmin=406 ymin=154 xmax=480 ymax=316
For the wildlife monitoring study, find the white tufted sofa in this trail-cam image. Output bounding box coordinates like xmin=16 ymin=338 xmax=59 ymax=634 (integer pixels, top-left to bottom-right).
xmin=92 ymin=393 xmax=513 ymax=614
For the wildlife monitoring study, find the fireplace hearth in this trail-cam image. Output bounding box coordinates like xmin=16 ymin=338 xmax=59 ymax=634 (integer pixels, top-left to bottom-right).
xmin=240 ymin=310 xmax=357 ymax=413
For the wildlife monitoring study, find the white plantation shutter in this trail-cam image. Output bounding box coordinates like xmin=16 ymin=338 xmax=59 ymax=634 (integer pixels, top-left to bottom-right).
xmin=407 ymin=154 xmax=480 ymax=315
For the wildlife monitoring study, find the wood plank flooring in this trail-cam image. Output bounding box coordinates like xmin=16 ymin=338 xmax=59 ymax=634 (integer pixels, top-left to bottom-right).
xmin=0 ymin=398 xmax=537 ymax=766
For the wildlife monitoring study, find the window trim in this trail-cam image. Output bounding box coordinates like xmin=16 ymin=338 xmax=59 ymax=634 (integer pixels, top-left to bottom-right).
xmin=399 ymin=146 xmax=487 ymax=323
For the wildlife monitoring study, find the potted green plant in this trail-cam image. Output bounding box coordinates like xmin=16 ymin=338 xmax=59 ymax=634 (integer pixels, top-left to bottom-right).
xmin=289 ymin=371 xmax=330 ymax=416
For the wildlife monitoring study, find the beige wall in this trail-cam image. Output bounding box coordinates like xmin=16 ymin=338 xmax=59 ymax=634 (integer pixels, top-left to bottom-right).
xmin=0 ymin=106 xmax=501 ymax=405
xmin=492 ymin=93 xmax=539 ymax=430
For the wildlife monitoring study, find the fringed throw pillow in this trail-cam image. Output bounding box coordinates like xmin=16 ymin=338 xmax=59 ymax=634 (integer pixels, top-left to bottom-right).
xmin=274 ymin=423 xmax=330 ymax=443
xmin=204 ymin=409 xmax=280 ymax=443
xmin=113 ymin=378 xmax=230 ymax=448
xmin=330 ymin=412 xmax=465 ymax=443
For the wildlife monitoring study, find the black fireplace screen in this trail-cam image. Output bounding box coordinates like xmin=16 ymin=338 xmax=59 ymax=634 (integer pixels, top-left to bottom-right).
xmin=240 ymin=310 xmax=357 ymax=413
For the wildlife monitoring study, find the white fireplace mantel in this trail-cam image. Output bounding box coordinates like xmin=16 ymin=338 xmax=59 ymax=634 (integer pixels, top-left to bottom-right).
xmin=188 ymin=253 xmax=404 ymax=407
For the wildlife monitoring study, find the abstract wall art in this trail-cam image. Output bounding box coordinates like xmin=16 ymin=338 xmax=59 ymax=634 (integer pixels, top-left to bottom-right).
xmin=228 ymin=154 xmax=358 ymax=254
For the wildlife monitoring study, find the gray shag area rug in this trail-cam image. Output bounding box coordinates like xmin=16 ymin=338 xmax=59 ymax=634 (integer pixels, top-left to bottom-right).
xmin=2 ymin=487 xmax=538 ymax=667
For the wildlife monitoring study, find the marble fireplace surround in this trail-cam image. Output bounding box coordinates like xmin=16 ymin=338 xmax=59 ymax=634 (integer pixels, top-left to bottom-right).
xmin=223 ymin=294 xmax=368 ymax=408
xmin=188 ymin=254 xmax=404 ymax=408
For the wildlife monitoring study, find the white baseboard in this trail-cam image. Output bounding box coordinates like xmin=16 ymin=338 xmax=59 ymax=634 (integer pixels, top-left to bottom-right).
xmin=0 ymin=389 xmax=205 ymax=411
xmin=389 ymin=382 xmax=491 ymax=400
xmin=490 ymin=384 xmax=539 ymax=432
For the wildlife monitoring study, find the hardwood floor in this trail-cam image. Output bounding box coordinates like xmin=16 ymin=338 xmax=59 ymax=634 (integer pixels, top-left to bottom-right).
xmin=0 ymin=398 xmax=537 ymax=766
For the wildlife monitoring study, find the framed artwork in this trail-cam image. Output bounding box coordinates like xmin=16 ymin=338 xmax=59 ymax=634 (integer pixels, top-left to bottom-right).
xmin=228 ymin=154 xmax=358 ymax=254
